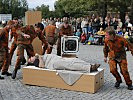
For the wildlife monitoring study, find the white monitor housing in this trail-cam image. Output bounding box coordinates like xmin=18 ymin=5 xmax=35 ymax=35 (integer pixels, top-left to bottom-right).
xmin=61 ymin=36 xmax=79 ymax=57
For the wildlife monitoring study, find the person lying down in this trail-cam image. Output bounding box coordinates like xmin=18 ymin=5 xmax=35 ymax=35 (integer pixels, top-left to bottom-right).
xmin=27 ymin=54 xmax=100 ymax=73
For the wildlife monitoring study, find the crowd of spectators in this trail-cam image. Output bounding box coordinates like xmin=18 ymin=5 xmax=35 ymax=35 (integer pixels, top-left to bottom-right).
xmin=41 ymin=14 xmax=133 ymax=45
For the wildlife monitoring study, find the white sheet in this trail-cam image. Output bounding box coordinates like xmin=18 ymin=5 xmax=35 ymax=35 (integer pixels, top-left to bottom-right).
xmin=42 ymin=54 xmax=93 ymax=85
xmin=43 ymin=54 xmax=91 ymax=73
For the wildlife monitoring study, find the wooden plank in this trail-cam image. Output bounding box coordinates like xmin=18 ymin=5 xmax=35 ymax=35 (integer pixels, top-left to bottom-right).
xmin=32 ymin=37 xmax=43 ymax=55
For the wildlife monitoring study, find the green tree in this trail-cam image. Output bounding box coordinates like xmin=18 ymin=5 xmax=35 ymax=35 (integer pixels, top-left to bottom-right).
xmin=20 ymin=0 xmax=28 ymax=18
xmin=54 ymin=0 xmax=90 ymax=17
xmin=36 ymin=4 xmax=50 ymax=19
xmin=54 ymin=0 xmax=66 ymax=17
xmin=129 ymin=0 xmax=133 ymax=22
xmin=36 ymin=4 xmax=57 ymax=19
xmin=88 ymin=0 xmax=132 ymax=22
xmin=54 ymin=0 xmax=132 ymax=20
xmin=0 ymin=0 xmax=28 ymax=18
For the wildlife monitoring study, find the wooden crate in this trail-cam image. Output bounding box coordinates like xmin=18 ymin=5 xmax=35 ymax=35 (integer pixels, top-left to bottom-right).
xmin=23 ymin=66 xmax=104 ymax=93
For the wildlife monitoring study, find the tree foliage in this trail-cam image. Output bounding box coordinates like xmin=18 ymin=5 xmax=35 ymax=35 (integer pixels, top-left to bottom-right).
xmin=1 ymin=0 xmax=131 ymax=20
xmin=36 ymin=4 xmax=57 ymax=19
xmin=89 ymin=0 xmax=132 ymax=21
xmin=0 ymin=0 xmax=28 ymax=18
xmin=54 ymin=0 xmax=91 ymax=17
xmin=53 ymin=0 xmax=132 ymax=20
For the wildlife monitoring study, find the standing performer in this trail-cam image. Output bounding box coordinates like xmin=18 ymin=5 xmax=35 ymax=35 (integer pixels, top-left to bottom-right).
xmin=57 ymin=20 xmax=73 ymax=56
xmin=44 ymin=21 xmax=56 ymax=54
xmin=9 ymin=18 xmax=26 ymax=65
xmin=0 ymin=20 xmax=14 ymax=78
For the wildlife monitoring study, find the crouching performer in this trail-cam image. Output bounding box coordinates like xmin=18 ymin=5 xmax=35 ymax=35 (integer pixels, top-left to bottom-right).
xmin=103 ymin=28 xmax=133 ymax=90
xmin=12 ymin=23 xmax=48 ymax=79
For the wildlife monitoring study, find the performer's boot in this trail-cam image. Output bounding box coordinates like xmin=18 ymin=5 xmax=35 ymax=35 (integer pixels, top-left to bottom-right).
xmin=0 ymin=76 xmax=4 ymax=80
xmin=21 ymin=57 xmax=26 ymax=65
xmin=1 ymin=71 xmax=12 ymax=76
xmin=128 ymin=85 xmax=133 ymax=90
xmin=12 ymin=57 xmax=22 ymax=79
xmin=0 ymin=71 xmax=4 ymax=79
xmin=115 ymin=81 xmax=122 ymax=89
xmin=11 ymin=68 xmax=18 ymax=79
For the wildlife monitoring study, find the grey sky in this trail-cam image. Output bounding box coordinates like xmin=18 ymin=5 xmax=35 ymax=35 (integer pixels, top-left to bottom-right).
xmin=27 ymin=0 xmax=57 ymax=10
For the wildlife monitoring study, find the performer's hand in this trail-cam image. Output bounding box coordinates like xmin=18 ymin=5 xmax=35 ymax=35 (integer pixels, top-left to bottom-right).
xmin=8 ymin=47 xmax=10 ymax=52
xmin=104 ymin=57 xmax=107 ymax=63
xmin=48 ymin=43 xmax=52 ymax=48
xmin=63 ymin=35 xmax=67 ymax=37
xmin=24 ymin=34 xmax=30 ymax=38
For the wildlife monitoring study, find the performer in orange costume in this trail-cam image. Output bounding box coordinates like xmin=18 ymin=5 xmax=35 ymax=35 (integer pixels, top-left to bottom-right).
xmin=103 ymin=28 xmax=133 ymax=90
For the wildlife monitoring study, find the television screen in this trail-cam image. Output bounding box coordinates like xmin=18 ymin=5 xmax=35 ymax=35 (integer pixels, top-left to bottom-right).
xmin=65 ymin=40 xmax=77 ymax=51
xmin=61 ymin=36 xmax=79 ymax=54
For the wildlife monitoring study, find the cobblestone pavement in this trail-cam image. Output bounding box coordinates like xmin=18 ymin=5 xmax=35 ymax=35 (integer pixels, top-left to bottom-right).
xmin=0 ymin=43 xmax=133 ymax=100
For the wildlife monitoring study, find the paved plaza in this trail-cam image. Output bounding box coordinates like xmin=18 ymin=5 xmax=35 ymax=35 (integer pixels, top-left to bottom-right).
xmin=0 ymin=43 xmax=133 ymax=100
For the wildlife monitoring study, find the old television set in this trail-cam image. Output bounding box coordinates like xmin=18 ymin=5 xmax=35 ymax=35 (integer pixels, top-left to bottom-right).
xmin=61 ymin=36 xmax=79 ymax=56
